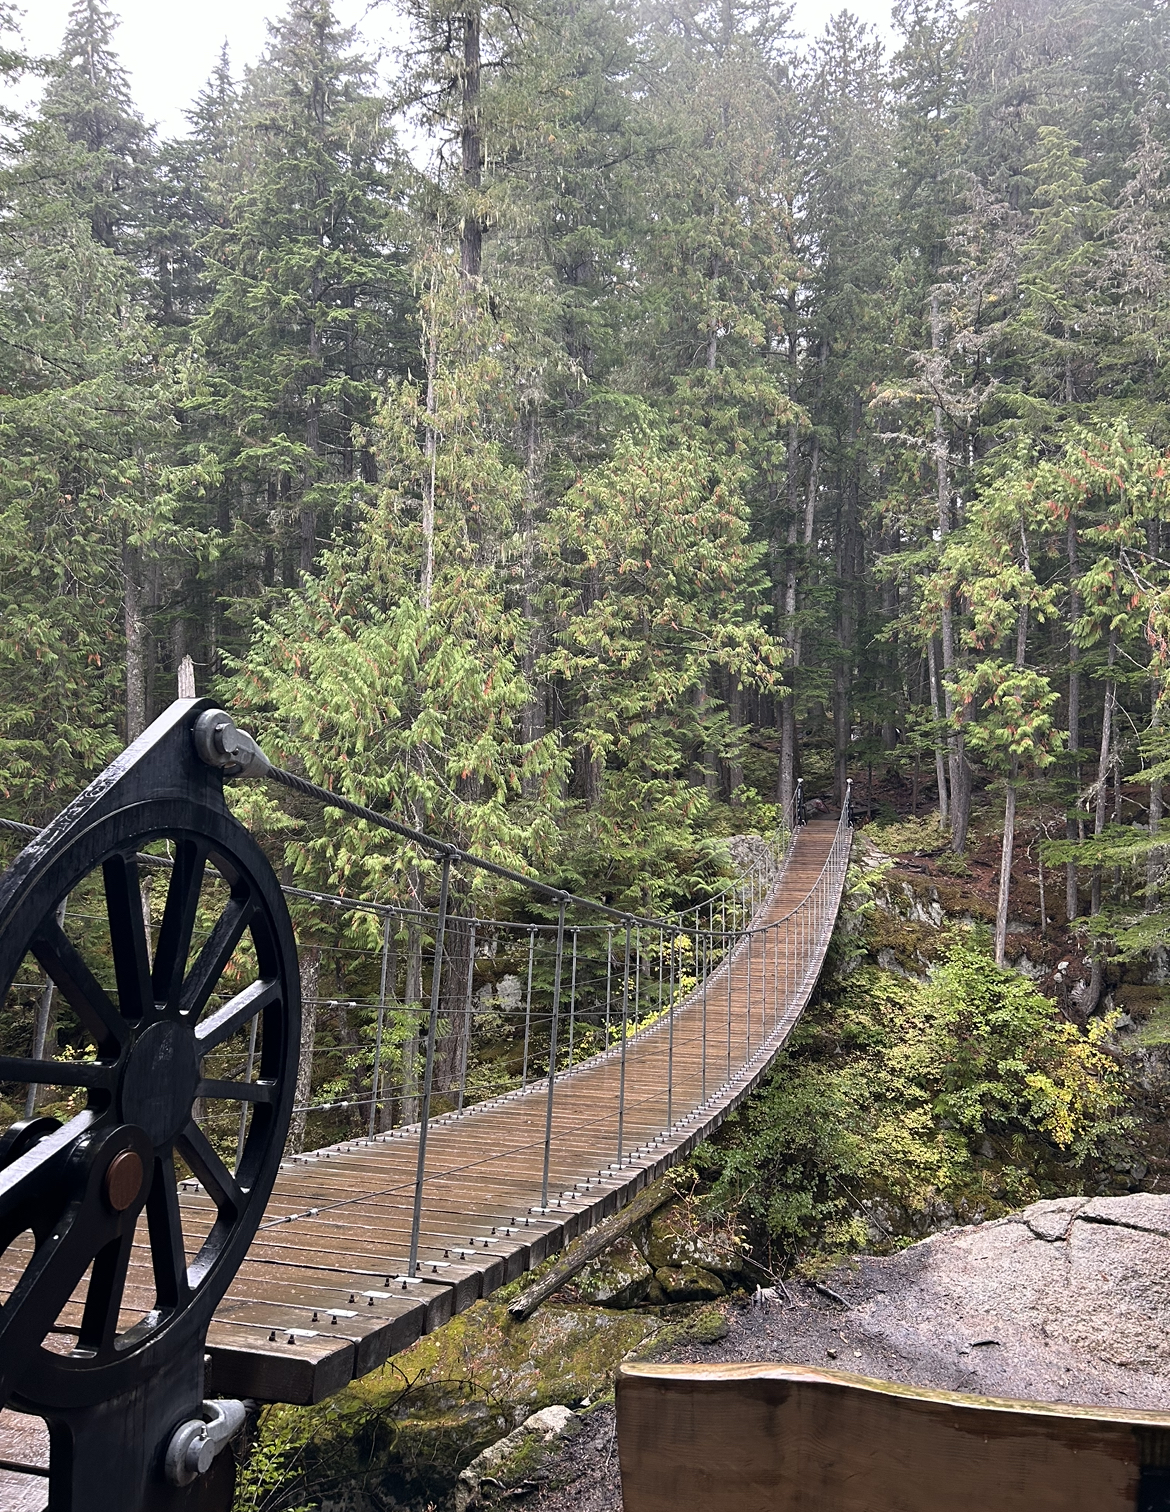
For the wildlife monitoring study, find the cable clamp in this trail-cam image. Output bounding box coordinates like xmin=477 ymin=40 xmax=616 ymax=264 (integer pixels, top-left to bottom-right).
xmin=193 ymin=710 xmax=271 ymax=779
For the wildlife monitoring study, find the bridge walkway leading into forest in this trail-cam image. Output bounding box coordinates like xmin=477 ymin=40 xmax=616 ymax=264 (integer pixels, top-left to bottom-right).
xmin=194 ymin=814 xmax=850 ymax=1405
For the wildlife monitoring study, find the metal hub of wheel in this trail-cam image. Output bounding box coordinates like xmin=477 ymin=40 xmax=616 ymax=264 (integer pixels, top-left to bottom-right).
xmin=0 ymin=700 xmax=300 ymax=1509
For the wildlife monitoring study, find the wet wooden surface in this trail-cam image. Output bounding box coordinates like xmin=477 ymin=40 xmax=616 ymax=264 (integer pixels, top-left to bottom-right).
xmin=0 ymin=1409 xmax=48 ymax=1512
xmin=3 ymin=820 xmax=847 ymax=1410
xmin=616 ymin=1362 xmax=1170 ymax=1511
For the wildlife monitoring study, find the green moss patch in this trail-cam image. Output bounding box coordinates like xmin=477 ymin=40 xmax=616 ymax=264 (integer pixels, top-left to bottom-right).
xmin=234 ymin=1298 xmax=668 ymax=1511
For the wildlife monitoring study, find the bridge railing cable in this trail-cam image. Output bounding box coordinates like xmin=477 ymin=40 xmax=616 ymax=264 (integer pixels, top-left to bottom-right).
xmin=257 ymin=774 xmax=853 ymax=1270
xmin=3 ymin=708 xmax=852 ymax=1283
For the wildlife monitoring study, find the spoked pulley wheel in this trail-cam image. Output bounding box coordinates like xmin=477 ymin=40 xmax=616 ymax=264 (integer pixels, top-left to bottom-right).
xmin=0 ymin=701 xmax=299 ymax=1421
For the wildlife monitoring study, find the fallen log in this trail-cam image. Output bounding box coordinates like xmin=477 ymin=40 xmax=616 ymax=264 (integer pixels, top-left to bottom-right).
xmin=507 ymin=1177 xmax=677 ymax=1322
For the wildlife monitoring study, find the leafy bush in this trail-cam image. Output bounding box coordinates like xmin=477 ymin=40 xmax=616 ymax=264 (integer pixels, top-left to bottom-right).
xmin=707 ymin=936 xmax=1130 ymax=1270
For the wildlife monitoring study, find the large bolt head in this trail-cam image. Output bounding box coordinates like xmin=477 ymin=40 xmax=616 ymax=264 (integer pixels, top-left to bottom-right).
xmin=104 ymin=1149 xmax=144 ymax=1212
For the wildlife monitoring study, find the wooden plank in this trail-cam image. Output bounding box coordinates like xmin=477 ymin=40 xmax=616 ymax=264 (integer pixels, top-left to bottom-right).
xmin=206 ymin=1320 xmax=355 ymax=1405
xmin=616 ymin=1362 xmax=1170 ymax=1512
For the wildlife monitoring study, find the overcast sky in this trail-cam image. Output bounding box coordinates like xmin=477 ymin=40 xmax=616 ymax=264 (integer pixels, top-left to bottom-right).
xmin=20 ymin=0 xmax=895 ymax=140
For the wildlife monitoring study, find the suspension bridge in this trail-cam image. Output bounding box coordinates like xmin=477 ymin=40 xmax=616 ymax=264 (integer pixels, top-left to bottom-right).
xmin=202 ymin=812 xmax=850 ymax=1405
xmin=0 ymin=700 xmax=852 ymax=1507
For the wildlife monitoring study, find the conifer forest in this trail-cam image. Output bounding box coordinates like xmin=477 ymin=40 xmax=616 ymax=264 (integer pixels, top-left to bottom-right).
xmin=5 ymin=0 xmax=1170 ymax=1171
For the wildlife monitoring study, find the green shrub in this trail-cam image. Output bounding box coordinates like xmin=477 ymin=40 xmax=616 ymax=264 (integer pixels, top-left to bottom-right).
xmin=708 ymin=935 xmax=1130 ymax=1270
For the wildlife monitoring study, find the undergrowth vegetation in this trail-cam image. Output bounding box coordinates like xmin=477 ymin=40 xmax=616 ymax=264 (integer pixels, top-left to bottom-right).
xmin=705 ymin=935 xmax=1132 ymax=1273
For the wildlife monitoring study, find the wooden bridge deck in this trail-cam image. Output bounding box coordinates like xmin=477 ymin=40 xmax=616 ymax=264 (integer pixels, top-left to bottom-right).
xmin=181 ymin=818 xmax=847 ymax=1404
xmin=0 ymin=819 xmax=845 ymax=1435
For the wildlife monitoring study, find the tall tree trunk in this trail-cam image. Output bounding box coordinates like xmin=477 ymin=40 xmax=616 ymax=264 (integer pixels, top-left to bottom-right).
xmin=721 ymin=676 xmax=745 ymax=805
xmin=1149 ymin=692 xmax=1163 ymax=910
xmin=421 ymin=271 xmax=439 ymax=610
xmin=301 ymin=277 xmax=323 ymax=575
xmin=994 ymin=758 xmax=1019 ymax=966
xmin=931 ymin=294 xmax=970 ymax=849
xmin=438 ymin=900 xmax=473 ymax=1099
xmin=695 ymin=682 xmax=719 ymax=796
xmin=459 ymin=7 xmax=482 ymax=283
xmin=833 ymin=401 xmax=860 ymax=809
xmin=995 ymin=588 xmax=1030 ymax=966
xmin=402 ymin=918 xmax=423 ymax=1125
xmin=777 ymin=424 xmax=800 ymax=816
xmin=1087 ymin=629 xmax=1118 ymax=1015
xmin=123 ymin=530 xmax=146 ymax=743
xmin=1066 ymin=515 xmax=1082 ymax=923
xmin=521 ymin=408 xmax=545 ymax=794
xmin=376 ymin=930 xmax=399 ymax=1133
xmin=927 ymin=636 xmax=949 ymax=825
xmin=288 ymin=945 xmax=320 ymax=1154
xmin=778 ymin=436 xmax=818 ymax=818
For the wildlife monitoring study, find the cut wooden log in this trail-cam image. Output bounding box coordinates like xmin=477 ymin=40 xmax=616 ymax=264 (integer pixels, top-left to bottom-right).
xmin=617 ymin=1361 xmax=1170 ymax=1512
xmin=507 ymin=1177 xmax=676 ymax=1321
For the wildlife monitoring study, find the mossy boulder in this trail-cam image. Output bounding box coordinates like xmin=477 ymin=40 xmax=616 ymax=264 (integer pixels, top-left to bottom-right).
xmin=575 ymin=1235 xmax=654 ymax=1307
xmin=643 ymin=1200 xmax=747 ymax=1282
xmin=455 ymin=1405 xmax=580 ymax=1511
xmin=653 ymin=1264 xmax=726 ymax=1301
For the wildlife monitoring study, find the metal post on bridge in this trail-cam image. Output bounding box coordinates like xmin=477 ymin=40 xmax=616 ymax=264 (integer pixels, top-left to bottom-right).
xmin=456 ymin=922 xmax=476 ymax=1113
xmin=725 ymin=908 xmax=732 ymax=1082
xmin=521 ymin=925 xmax=535 ymax=1088
xmin=745 ymin=925 xmax=752 ymax=1054
xmin=368 ymin=911 xmax=393 ymax=1137
xmin=567 ymin=929 xmax=578 ymax=1066
xmin=773 ymin=921 xmax=779 ymax=1034
xmin=634 ymin=925 xmax=641 ymax=1028
xmin=616 ymin=920 xmax=632 ymax=1167
xmin=408 ymin=851 xmax=452 ymax=1279
xmin=540 ymin=899 xmax=568 ymax=1210
xmin=699 ymin=917 xmax=707 ymax=1103
xmin=605 ymin=928 xmax=613 ymax=1044
xmin=666 ymin=929 xmax=675 ymax=1130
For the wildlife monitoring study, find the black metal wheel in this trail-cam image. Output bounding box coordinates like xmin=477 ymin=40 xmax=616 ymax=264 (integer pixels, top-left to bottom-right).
xmin=0 ymin=706 xmax=299 ymax=1414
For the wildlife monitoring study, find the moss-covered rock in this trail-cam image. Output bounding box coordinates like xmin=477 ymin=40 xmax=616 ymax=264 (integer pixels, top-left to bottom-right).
xmin=653 ymin=1264 xmax=726 ymax=1301
xmin=575 ymin=1235 xmax=654 ymax=1307
xmin=641 ymin=1199 xmax=747 ymax=1282
xmin=454 ymin=1405 xmax=580 ymax=1511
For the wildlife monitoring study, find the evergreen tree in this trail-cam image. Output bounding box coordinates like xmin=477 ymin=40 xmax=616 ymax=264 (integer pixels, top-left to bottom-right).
xmin=36 ymin=0 xmax=151 ymax=252
xmin=197 ymin=0 xmax=412 ymax=595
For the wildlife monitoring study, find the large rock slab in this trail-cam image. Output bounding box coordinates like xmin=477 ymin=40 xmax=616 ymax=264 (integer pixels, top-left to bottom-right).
xmin=847 ymin=1194 xmax=1170 ymax=1385
xmin=665 ymin=1193 xmax=1170 ymax=1412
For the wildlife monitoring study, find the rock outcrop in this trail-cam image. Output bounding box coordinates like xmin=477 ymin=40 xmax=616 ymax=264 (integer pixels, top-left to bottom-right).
xmin=689 ymin=1191 xmax=1170 ymax=1413
xmin=836 ymin=1192 xmax=1170 ymax=1400
xmin=570 ymin=1197 xmax=749 ymax=1308
xmin=455 ymin=1405 xmax=580 ymax=1511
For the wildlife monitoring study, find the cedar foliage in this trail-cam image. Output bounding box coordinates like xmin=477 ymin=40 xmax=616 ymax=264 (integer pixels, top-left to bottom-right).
xmin=3 ymin=0 xmax=1170 ymax=979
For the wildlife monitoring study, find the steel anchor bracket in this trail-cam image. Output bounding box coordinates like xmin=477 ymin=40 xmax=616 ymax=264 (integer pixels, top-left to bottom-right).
xmin=165 ymin=1400 xmax=250 ymax=1488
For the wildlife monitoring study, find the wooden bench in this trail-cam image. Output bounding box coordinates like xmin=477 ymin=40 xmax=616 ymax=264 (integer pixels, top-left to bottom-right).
xmin=616 ymin=1362 xmax=1170 ymax=1510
